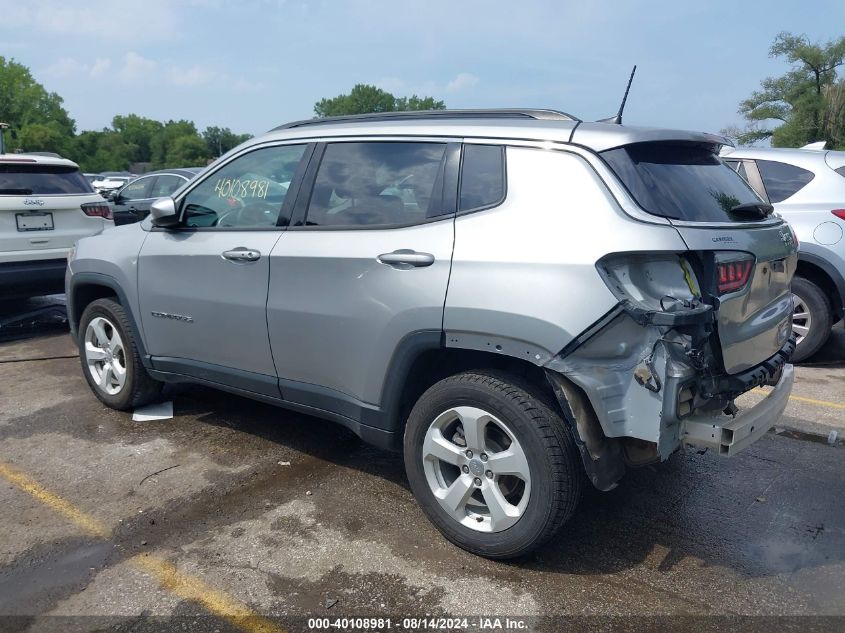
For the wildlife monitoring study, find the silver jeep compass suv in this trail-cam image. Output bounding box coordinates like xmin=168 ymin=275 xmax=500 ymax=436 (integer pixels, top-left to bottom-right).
xmin=67 ymin=110 xmax=797 ymax=558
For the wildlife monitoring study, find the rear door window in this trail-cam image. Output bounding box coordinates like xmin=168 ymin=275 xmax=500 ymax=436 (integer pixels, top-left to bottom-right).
xmin=756 ymin=160 xmax=815 ymax=203
xmin=0 ymin=163 xmax=92 ymax=195
xmin=151 ymin=174 xmax=186 ymax=197
xmin=304 ymin=142 xmax=447 ymax=227
xmin=120 ymin=177 xmax=153 ymax=201
xmin=460 ymin=144 xmax=505 ymax=212
xmin=601 ymin=143 xmax=764 ymax=222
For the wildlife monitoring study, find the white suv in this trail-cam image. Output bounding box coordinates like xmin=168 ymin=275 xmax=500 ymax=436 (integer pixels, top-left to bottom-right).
xmin=1 ymin=154 xmax=113 ymax=298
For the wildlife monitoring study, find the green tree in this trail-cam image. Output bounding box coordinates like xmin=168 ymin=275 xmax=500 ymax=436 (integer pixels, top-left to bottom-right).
xmin=314 ymin=83 xmax=445 ymax=117
xmin=0 ymin=56 xmax=76 ymax=153
xmin=731 ymin=32 xmax=845 ymax=147
xmin=166 ymin=135 xmax=210 ymax=167
xmin=202 ymin=126 xmax=252 ymax=157
xmin=112 ymin=114 xmax=163 ymax=163
xmin=149 ymin=120 xmax=209 ymax=168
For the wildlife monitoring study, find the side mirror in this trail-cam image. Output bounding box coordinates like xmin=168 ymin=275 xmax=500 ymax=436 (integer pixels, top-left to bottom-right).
xmin=108 ymin=190 xmax=120 ymax=202
xmin=150 ymin=197 xmax=179 ymax=228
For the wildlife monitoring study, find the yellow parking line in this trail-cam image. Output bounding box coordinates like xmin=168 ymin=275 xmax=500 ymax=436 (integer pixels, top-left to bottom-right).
xmin=131 ymin=555 xmax=285 ymax=633
xmin=752 ymin=389 xmax=845 ymax=411
xmin=0 ymin=460 xmax=286 ymax=633
xmin=0 ymin=461 xmax=110 ymax=538
xmin=787 ymin=394 xmax=845 ymax=410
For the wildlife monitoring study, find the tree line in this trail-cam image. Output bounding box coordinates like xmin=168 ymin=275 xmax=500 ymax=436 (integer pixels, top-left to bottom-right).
xmin=0 ymin=57 xmax=447 ymax=173
xmin=0 ymin=57 xmax=252 ymax=172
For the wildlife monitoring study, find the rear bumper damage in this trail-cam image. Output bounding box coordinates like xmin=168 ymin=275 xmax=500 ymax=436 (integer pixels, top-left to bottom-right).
xmin=544 ymin=300 xmax=795 ymax=491
xmin=681 ymin=363 xmax=793 ymax=456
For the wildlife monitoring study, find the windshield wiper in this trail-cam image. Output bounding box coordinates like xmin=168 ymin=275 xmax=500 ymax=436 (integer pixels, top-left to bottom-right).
xmin=0 ymin=188 xmax=34 ymax=195
xmin=730 ymin=201 xmax=774 ymax=220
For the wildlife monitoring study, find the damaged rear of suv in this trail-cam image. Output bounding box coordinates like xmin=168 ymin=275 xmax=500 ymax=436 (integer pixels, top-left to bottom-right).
xmin=67 ymin=110 xmax=796 ymax=559
xmin=542 ymin=135 xmax=797 ymax=494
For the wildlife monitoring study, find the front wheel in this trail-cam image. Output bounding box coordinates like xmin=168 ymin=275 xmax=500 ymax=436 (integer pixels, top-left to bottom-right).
xmin=791 ymin=276 xmax=832 ymax=363
xmin=403 ymin=371 xmax=583 ymax=559
xmin=78 ymin=298 xmax=162 ymax=410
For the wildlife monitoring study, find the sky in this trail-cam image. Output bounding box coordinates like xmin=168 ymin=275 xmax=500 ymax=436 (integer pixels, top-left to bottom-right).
xmin=1 ymin=0 xmax=844 ymax=138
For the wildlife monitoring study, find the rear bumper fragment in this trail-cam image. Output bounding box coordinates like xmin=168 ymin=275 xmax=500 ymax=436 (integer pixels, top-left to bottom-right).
xmin=681 ymin=363 xmax=794 ymax=456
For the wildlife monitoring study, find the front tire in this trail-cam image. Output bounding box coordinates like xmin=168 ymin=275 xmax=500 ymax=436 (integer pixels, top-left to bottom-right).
xmin=403 ymin=371 xmax=583 ymax=559
xmin=791 ymin=276 xmax=832 ymax=362
xmin=78 ymin=298 xmax=162 ymax=410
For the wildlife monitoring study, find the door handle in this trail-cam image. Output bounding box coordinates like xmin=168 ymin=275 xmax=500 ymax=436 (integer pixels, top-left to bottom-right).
xmin=377 ymin=249 xmax=435 ymax=268
xmin=222 ymin=247 xmax=261 ymax=262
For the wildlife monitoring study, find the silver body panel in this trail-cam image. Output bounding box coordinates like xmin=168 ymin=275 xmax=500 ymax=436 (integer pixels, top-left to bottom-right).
xmin=137 ymin=229 xmax=283 ymax=376
xmin=444 ymin=146 xmax=688 ymax=360
xmin=267 ymin=220 xmax=453 ymax=405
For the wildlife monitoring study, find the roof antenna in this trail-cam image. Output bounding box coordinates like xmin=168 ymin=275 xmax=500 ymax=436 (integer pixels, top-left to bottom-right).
xmin=598 ymin=65 xmax=637 ymax=124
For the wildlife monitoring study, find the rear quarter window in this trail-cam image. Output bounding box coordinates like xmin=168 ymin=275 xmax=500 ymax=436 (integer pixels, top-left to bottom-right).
xmin=0 ymin=163 xmax=93 ymax=195
xmin=601 ymin=143 xmax=764 ymax=223
xmin=459 ymin=144 xmax=505 ymax=212
xmin=756 ymin=160 xmax=814 ymax=203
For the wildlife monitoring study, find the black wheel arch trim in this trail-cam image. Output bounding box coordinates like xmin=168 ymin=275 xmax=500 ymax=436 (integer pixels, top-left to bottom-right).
xmin=67 ymin=272 xmax=152 ymax=369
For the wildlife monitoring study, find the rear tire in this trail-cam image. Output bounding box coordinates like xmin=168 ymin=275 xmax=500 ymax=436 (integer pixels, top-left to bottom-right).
xmin=790 ymin=276 xmax=832 ymax=362
xmin=78 ymin=298 xmax=162 ymax=410
xmin=403 ymin=370 xmax=583 ymax=559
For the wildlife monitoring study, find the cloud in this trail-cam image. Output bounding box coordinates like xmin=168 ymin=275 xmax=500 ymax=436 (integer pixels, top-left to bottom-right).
xmin=42 ymin=57 xmax=89 ymax=78
xmin=447 ymin=73 xmax=480 ymax=93
xmin=167 ymin=65 xmax=218 ymax=87
xmin=120 ymin=52 xmax=157 ymax=82
xmin=90 ymin=58 xmax=112 ymax=79
xmin=0 ymin=0 xmax=180 ymax=40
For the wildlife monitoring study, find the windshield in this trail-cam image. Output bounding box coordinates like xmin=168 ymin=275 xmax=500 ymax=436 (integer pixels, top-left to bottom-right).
xmin=0 ymin=163 xmax=93 ymax=195
xmin=601 ymin=143 xmax=764 ymax=222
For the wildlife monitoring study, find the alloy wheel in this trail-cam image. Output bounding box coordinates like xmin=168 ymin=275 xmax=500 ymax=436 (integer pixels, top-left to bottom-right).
xmin=84 ymin=316 xmax=127 ymax=396
xmin=792 ymin=293 xmax=812 ymax=346
xmin=421 ymin=406 xmax=531 ymax=533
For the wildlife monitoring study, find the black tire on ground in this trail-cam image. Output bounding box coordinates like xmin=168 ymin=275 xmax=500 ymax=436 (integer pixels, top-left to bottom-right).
xmin=78 ymin=298 xmax=162 ymax=410
xmin=791 ymin=276 xmax=832 ymax=363
xmin=403 ymin=370 xmax=583 ymax=559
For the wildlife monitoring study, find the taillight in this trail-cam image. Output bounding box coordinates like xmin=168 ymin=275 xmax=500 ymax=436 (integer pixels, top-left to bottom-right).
xmin=833 ymin=210 xmax=845 ymax=220
xmin=81 ymin=202 xmax=112 ymax=220
xmin=715 ymin=254 xmax=754 ymax=295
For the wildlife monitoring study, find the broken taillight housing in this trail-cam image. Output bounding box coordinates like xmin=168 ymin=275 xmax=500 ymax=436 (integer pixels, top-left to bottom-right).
xmin=81 ymin=201 xmax=113 ymax=220
xmin=715 ymin=254 xmax=754 ymax=295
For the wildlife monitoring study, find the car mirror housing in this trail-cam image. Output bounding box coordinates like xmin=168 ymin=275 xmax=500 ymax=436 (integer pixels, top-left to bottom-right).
xmin=150 ymin=197 xmax=179 ymax=228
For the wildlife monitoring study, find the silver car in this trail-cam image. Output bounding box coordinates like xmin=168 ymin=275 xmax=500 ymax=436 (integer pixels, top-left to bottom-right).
xmin=722 ymin=144 xmax=845 ymax=361
xmin=67 ymin=110 xmax=797 ymax=558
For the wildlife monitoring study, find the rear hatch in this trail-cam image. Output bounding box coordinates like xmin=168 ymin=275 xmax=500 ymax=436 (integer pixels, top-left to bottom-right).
xmin=601 ymin=141 xmax=797 ymax=374
xmin=0 ymin=160 xmax=106 ymax=254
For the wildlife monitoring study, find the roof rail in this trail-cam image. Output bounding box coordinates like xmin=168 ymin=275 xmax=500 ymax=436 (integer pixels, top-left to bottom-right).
xmin=270 ymin=108 xmax=579 ymax=131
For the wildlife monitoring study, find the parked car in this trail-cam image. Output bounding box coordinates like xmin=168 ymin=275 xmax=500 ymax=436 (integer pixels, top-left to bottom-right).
xmin=84 ymin=173 xmax=104 ymax=186
xmin=92 ymin=174 xmax=133 ymax=197
xmin=1 ymin=153 xmax=112 ymax=298
xmin=67 ymin=110 xmax=796 ymax=558
xmin=722 ymin=144 xmax=845 ymax=361
xmin=109 ymin=168 xmax=202 ymax=225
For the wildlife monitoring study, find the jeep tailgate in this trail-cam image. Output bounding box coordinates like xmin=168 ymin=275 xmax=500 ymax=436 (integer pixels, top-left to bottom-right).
xmin=672 ymin=221 xmax=797 ymax=373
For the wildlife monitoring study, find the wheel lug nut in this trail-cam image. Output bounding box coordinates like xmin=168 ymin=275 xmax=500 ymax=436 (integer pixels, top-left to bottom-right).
xmin=480 ymin=453 xmax=488 ymax=461
xmin=465 ymin=450 xmax=473 ymax=458
xmin=473 ymin=477 xmax=482 ymax=486
xmin=486 ymin=470 xmax=493 ymax=478
xmin=462 ymin=465 xmax=469 ymax=473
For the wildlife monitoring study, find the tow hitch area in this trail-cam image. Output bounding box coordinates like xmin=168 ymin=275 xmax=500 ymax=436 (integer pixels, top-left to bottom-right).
xmin=682 ymin=363 xmax=794 ymax=456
